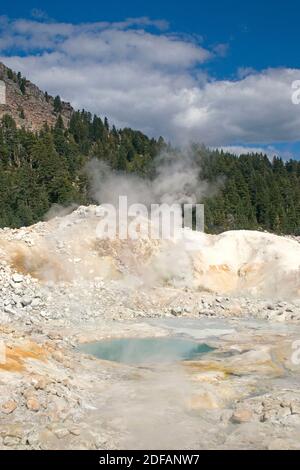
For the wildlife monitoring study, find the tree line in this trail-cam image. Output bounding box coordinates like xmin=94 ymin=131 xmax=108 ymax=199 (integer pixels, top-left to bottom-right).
xmin=0 ymin=111 xmax=299 ymax=234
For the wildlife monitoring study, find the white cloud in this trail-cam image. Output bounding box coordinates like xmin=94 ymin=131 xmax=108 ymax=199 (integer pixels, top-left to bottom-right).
xmin=1 ymin=17 xmax=300 ymax=149
xmin=215 ymin=145 xmax=280 ymax=158
xmin=216 ymin=145 xmax=295 ymax=160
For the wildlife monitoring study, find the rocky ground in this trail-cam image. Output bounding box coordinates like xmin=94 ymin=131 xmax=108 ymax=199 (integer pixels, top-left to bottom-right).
xmin=0 ymin=206 xmax=300 ymax=449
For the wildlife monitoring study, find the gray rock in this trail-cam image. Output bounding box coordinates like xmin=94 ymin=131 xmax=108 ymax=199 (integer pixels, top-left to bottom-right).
xmin=54 ymin=428 xmax=70 ymax=439
xmin=4 ymin=305 xmax=16 ymax=315
xmin=12 ymin=274 xmax=23 ymax=283
xmin=3 ymin=435 xmax=21 ymax=447
xmin=21 ymin=297 xmax=32 ymax=307
xmin=31 ymin=298 xmax=41 ymax=308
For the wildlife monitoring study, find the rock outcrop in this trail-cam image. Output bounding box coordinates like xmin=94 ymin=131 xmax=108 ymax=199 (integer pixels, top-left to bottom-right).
xmin=0 ymin=62 xmax=73 ymax=130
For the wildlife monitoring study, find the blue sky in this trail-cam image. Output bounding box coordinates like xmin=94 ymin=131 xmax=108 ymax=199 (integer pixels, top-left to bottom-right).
xmin=4 ymin=0 xmax=300 ymax=75
xmin=1 ymin=1 xmax=300 ymax=158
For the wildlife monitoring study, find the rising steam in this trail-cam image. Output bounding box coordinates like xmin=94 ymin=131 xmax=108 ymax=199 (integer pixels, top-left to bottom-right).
xmin=85 ymin=149 xmax=218 ymax=207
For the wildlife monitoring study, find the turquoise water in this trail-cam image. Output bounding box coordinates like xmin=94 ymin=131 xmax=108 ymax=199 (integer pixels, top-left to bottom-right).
xmin=79 ymin=337 xmax=214 ymax=364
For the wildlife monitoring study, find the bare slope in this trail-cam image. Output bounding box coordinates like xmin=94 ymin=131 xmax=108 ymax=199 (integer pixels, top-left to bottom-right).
xmin=0 ymin=62 xmax=73 ymax=130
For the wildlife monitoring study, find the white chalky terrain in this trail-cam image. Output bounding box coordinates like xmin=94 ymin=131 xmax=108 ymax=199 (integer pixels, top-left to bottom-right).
xmin=0 ymin=205 xmax=300 ymax=449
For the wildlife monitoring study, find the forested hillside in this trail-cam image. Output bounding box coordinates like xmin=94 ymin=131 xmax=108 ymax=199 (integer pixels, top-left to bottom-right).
xmin=0 ymin=111 xmax=299 ymax=234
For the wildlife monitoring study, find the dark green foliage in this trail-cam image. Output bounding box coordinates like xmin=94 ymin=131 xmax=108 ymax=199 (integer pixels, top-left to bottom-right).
xmin=16 ymin=72 xmax=27 ymax=94
xmin=0 ymin=112 xmax=163 ymax=228
xmin=19 ymin=78 xmax=26 ymax=95
xmin=53 ymin=95 xmax=63 ymax=113
xmin=0 ymin=111 xmax=299 ymax=234
xmin=6 ymin=68 xmax=14 ymax=80
xmin=200 ymin=150 xmax=300 ymax=234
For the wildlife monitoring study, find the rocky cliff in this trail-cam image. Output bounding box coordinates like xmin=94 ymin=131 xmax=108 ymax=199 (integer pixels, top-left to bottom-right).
xmin=0 ymin=62 xmax=73 ymax=130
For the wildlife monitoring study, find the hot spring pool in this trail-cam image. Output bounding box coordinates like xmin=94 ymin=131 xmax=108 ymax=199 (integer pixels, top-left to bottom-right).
xmin=79 ymin=337 xmax=214 ymax=364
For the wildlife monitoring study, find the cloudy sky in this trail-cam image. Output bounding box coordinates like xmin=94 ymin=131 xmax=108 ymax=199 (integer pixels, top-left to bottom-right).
xmin=1 ymin=0 xmax=300 ymax=158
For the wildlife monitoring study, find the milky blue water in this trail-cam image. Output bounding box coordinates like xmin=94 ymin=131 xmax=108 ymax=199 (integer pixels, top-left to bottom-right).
xmin=79 ymin=337 xmax=214 ymax=364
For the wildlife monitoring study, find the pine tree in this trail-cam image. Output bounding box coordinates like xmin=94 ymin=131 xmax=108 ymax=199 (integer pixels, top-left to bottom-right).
xmin=0 ymin=114 xmax=299 ymax=234
xmin=53 ymin=95 xmax=63 ymax=113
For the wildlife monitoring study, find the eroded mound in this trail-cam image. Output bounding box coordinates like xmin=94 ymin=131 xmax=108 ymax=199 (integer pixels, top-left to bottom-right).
xmin=0 ymin=205 xmax=299 ymax=298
